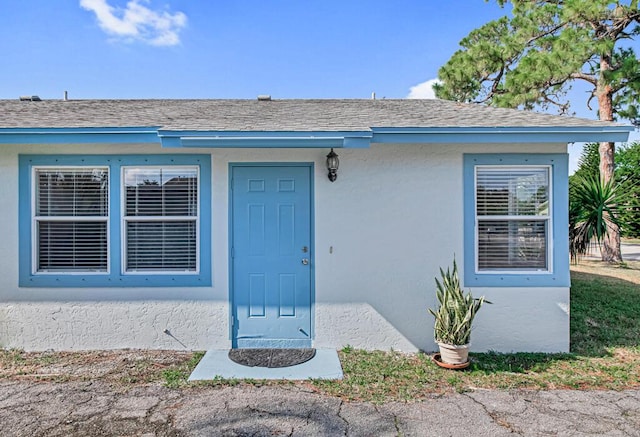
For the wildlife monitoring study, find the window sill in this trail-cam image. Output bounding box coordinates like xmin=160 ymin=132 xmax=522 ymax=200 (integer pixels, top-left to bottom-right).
xmin=19 ymin=274 xmax=212 ymax=288
xmin=464 ymin=273 xmax=570 ymax=288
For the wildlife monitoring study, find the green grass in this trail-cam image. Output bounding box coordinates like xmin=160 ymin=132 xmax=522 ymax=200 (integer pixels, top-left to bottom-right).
xmin=310 ymin=266 xmax=640 ymax=402
xmin=2 ymin=263 xmax=639 ymax=402
xmin=310 ymin=347 xmax=639 ymax=402
xmin=162 ymin=351 xmax=205 ymax=388
xmin=570 ymin=270 xmax=640 ymax=356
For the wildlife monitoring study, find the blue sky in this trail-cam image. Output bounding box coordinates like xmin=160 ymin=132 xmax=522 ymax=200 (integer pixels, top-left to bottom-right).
xmin=0 ymin=0 xmax=637 ymax=170
xmin=0 ymin=0 xmax=507 ymax=100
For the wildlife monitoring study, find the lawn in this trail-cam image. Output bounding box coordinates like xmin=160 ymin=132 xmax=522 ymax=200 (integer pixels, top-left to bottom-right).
xmin=1 ymin=259 xmax=639 ymax=402
xmin=312 ymin=260 xmax=640 ymax=401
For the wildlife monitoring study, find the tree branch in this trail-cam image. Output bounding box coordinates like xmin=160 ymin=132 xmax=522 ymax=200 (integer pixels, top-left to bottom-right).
xmin=570 ymin=72 xmax=598 ymax=86
xmin=541 ymin=93 xmax=571 ymax=114
xmin=524 ymin=22 xmax=567 ymax=47
xmin=587 ymin=90 xmax=597 ymax=111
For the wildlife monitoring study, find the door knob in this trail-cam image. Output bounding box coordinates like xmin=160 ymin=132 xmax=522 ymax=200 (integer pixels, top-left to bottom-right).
xmin=301 ymin=258 xmax=309 ymax=265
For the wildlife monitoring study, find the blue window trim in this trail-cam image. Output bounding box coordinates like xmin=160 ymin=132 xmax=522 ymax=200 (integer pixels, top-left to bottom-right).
xmin=463 ymin=154 xmax=570 ymax=287
xmin=19 ymin=154 xmax=211 ymax=288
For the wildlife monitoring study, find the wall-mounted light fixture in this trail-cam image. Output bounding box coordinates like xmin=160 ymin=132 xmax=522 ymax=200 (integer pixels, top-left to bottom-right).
xmin=326 ymin=148 xmax=339 ymax=182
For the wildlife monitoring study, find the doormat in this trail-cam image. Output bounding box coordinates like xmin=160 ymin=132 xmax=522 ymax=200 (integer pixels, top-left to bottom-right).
xmin=228 ymin=348 xmax=316 ymax=368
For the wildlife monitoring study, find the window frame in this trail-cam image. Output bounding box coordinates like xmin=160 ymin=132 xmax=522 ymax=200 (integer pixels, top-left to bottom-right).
xmin=19 ymin=155 xmax=211 ymax=287
xmin=463 ymin=154 xmax=569 ymax=288
xmin=474 ymin=165 xmax=553 ymax=274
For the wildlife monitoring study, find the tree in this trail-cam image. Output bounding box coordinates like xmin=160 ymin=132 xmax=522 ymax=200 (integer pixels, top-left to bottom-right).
xmin=570 ymin=141 xmax=640 ymax=242
xmin=435 ymin=0 xmax=640 ymax=262
xmin=571 ymin=143 xmax=601 ymax=184
xmin=569 ymin=143 xmax=620 ymax=261
xmin=569 ymin=173 xmax=623 ymax=261
xmin=615 ymin=141 xmax=640 ymax=237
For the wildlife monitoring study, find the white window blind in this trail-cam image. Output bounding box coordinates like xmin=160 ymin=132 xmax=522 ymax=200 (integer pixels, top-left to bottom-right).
xmin=35 ymin=168 xmax=109 ymax=272
xmin=123 ymin=167 xmax=198 ymax=272
xmin=475 ymin=167 xmax=550 ymax=271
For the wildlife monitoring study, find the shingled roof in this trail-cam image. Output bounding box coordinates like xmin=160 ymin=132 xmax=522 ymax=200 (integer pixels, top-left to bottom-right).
xmin=0 ymin=98 xmax=625 ymax=131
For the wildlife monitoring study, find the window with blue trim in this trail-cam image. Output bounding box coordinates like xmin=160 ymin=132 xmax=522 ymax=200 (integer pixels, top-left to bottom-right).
xmin=123 ymin=166 xmax=199 ymax=273
xmin=19 ymin=155 xmax=211 ymax=287
xmin=476 ymin=166 xmax=551 ymax=271
xmin=463 ymin=154 xmax=570 ymax=287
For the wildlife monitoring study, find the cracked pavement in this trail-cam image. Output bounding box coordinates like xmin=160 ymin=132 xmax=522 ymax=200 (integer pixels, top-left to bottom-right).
xmin=0 ymin=381 xmax=639 ymax=436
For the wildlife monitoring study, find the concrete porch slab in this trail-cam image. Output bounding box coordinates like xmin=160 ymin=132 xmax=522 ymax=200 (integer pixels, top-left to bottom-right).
xmin=188 ymin=349 xmax=344 ymax=381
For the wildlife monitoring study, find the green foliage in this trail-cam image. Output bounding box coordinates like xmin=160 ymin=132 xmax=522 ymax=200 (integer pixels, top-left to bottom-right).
xmin=435 ymin=0 xmax=640 ymax=121
xmin=439 ymin=1 xmax=640 ymax=257
xmin=611 ymin=48 xmax=640 ymax=126
xmin=428 ymin=260 xmax=490 ymax=345
xmin=162 ymin=369 xmax=185 ymax=388
xmin=570 ymin=142 xmax=640 ymax=239
xmin=569 ymin=174 xmax=623 ymax=260
xmin=571 ymin=143 xmax=601 ymax=185
xmin=615 ymin=142 xmax=640 ymax=237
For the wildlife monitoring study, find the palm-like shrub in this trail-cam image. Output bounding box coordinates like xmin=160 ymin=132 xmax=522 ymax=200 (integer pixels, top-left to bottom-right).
xmin=428 ymin=260 xmax=490 ymax=346
xmin=569 ymin=174 xmax=623 ymax=261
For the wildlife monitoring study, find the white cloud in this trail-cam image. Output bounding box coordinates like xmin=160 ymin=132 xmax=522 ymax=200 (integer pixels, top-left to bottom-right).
xmin=80 ymin=0 xmax=187 ymax=46
xmin=407 ymin=78 xmax=441 ymax=99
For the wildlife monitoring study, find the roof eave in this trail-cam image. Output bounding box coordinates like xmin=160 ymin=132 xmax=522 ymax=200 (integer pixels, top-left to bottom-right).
xmin=370 ymin=126 xmax=635 ymax=144
xmin=0 ymin=125 xmax=633 ymax=146
xmin=0 ymin=127 xmax=160 ymax=144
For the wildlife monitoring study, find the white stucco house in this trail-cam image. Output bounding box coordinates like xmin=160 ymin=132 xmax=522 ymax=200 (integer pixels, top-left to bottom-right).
xmin=0 ymin=98 xmax=632 ymax=353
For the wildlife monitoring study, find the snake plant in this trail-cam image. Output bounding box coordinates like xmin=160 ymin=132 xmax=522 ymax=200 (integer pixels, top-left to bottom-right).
xmin=428 ymin=259 xmax=490 ymax=346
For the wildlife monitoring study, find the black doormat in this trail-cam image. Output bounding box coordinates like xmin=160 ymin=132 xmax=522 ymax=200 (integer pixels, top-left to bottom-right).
xmin=228 ymin=348 xmax=316 ymax=368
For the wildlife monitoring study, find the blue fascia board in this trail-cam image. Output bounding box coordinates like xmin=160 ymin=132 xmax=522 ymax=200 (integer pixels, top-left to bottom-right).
xmin=371 ymin=126 xmax=634 ymax=144
xmin=158 ymin=130 xmax=373 ymax=149
xmin=3 ymin=125 xmax=633 ymax=147
xmin=0 ymin=127 xmax=161 ymax=144
xmin=179 ymin=136 xmax=345 ymax=148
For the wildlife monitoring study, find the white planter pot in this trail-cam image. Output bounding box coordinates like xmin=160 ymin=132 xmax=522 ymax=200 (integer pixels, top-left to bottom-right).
xmin=437 ymin=342 xmax=469 ymax=365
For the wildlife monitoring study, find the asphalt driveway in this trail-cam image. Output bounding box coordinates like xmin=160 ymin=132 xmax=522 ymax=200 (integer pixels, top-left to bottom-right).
xmin=1 ymin=381 xmax=639 ymax=436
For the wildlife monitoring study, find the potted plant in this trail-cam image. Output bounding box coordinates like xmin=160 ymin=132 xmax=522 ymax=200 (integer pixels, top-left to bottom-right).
xmin=428 ymin=259 xmax=490 ymax=366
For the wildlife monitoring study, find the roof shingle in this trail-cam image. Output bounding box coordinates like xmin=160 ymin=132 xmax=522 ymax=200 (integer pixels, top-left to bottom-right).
xmin=0 ymin=98 xmax=625 ymax=131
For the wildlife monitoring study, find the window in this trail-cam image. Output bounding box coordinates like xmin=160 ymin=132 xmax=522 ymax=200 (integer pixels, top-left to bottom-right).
xmin=463 ymin=154 xmax=569 ymax=287
xmin=19 ymin=155 xmax=211 ymax=287
xmin=123 ymin=167 xmax=199 ymax=273
xmin=476 ymin=167 xmax=550 ymax=271
xmin=35 ymin=168 xmax=109 ymax=272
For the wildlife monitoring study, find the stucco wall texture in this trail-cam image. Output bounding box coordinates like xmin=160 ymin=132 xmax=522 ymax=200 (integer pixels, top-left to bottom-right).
xmin=0 ymin=142 xmax=569 ymax=352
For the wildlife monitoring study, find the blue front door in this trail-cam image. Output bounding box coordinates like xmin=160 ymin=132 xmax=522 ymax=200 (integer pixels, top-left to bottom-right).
xmin=231 ymin=164 xmax=313 ymax=348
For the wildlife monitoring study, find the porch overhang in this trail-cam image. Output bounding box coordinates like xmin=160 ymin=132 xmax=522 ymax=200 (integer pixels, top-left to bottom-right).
xmin=157 ymin=130 xmax=373 ymax=149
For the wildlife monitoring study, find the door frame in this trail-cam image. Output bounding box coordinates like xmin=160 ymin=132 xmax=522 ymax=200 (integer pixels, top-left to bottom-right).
xmin=228 ymin=162 xmax=315 ymax=348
